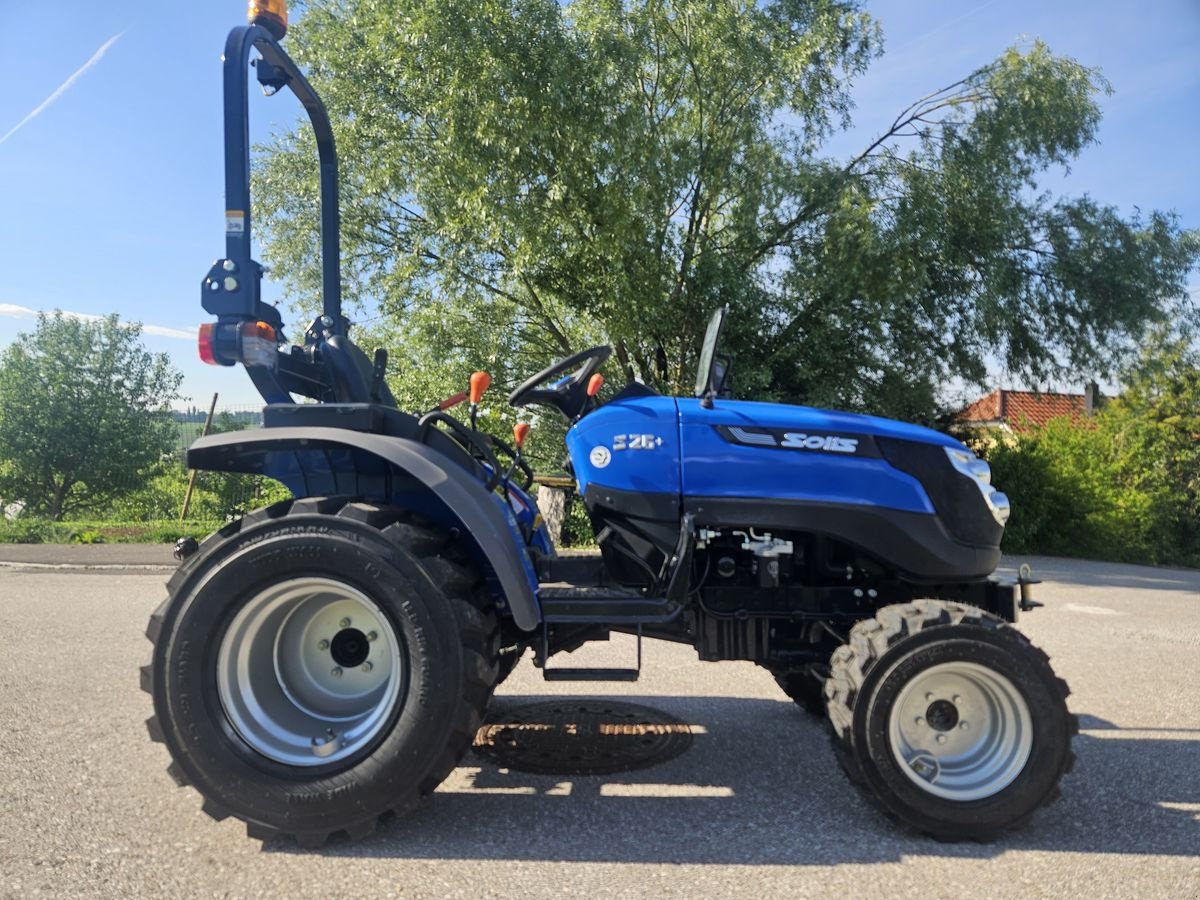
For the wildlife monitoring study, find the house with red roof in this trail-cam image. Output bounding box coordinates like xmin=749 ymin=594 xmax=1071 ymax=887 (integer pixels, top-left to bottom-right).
xmin=954 ymin=384 xmax=1102 ymax=434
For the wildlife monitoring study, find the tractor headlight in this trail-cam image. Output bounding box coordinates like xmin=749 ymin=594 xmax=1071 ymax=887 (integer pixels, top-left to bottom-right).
xmin=945 ymin=447 xmax=1010 ymax=526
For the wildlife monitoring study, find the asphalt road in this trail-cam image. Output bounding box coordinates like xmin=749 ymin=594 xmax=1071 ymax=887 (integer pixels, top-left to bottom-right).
xmin=0 ymin=553 xmax=1197 ymax=898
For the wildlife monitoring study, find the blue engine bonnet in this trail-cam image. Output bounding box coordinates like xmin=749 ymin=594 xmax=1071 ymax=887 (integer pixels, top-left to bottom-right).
xmin=565 ymin=394 xmax=967 ymax=517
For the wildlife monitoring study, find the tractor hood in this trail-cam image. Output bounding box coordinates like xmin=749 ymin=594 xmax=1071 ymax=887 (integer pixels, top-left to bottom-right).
xmin=565 ymin=392 xmax=1001 ymax=580
xmin=566 ymin=394 xmax=970 ymax=519
xmin=687 ymin=397 xmax=963 ymax=449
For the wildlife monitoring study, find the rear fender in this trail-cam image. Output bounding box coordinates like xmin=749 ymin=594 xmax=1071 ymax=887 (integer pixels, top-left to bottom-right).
xmin=186 ymin=427 xmax=541 ymax=630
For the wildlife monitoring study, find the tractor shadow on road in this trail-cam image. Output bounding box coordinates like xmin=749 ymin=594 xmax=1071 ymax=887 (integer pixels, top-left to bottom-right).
xmin=267 ymin=696 xmax=1200 ymax=864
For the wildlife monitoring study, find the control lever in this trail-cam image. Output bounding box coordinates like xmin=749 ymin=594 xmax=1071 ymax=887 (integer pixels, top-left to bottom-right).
xmin=369 ymin=348 xmax=389 ymax=403
xmin=469 ymin=371 xmax=491 ymax=430
xmin=504 ymin=423 xmax=532 ymax=488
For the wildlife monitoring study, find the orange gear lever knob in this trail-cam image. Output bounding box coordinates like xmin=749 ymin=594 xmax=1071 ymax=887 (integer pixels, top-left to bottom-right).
xmin=469 ymin=371 xmax=491 ymax=405
xmin=513 ymin=422 xmax=530 ymax=449
xmin=586 ymin=373 xmax=605 ymax=397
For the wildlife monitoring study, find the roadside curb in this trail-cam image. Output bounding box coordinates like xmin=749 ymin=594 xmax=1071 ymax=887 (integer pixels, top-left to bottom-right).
xmin=0 ymin=560 xmax=176 ymax=572
xmin=0 ymin=544 xmax=179 ymax=570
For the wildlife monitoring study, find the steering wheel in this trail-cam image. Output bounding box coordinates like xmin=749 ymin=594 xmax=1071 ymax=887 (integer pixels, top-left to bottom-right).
xmin=507 ymin=345 xmax=612 ymax=419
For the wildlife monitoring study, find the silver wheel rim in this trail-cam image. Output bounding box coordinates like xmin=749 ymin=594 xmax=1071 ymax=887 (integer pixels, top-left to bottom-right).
xmin=217 ymin=577 xmax=404 ymax=767
xmin=887 ymin=661 xmax=1032 ymax=801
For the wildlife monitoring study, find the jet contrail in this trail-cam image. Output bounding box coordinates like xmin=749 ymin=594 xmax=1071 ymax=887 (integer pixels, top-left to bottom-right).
xmin=0 ymin=304 xmax=196 ymax=341
xmin=0 ymin=31 xmax=125 ymax=147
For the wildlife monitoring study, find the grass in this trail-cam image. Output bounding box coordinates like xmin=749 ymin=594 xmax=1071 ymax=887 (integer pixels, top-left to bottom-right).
xmin=0 ymin=518 xmax=222 ymax=544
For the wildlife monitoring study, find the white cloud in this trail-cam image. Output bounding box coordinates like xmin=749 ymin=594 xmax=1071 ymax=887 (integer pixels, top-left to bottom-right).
xmin=0 ymin=31 xmax=125 ymax=147
xmin=0 ymin=303 xmax=196 ymax=341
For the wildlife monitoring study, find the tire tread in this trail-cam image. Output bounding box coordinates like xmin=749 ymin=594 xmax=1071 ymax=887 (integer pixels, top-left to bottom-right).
xmin=142 ymin=497 xmax=501 ymax=846
xmin=825 ymin=599 xmax=1076 ymax=841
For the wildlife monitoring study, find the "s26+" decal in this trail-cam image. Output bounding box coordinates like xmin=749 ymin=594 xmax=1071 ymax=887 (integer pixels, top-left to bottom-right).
xmin=614 ymin=433 xmax=664 ymax=451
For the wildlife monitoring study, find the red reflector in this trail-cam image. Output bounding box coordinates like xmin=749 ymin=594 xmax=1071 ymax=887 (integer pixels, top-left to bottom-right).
xmin=198 ymin=323 xmax=218 ymax=365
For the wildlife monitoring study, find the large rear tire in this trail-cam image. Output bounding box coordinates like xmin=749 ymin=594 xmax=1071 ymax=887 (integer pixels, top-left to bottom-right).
xmin=141 ymin=497 xmax=499 ymax=845
xmin=825 ymin=600 xmax=1075 ymax=841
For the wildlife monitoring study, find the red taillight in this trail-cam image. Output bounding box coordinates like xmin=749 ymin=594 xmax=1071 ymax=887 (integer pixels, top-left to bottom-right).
xmin=198 ymin=320 xmax=277 ymax=367
xmin=198 ymin=323 xmax=218 ymax=365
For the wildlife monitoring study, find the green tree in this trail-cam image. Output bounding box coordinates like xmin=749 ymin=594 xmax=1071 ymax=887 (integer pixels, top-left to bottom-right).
xmin=0 ymin=313 xmax=184 ymax=520
xmin=256 ymin=0 xmax=1198 ymax=421
xmin=1101 ymin=331 xmax=1200 ymax=562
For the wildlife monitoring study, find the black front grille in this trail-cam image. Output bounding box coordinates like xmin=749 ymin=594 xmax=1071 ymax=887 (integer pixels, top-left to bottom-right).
xmin=877 ymin=438 xmax=1002 ymax=548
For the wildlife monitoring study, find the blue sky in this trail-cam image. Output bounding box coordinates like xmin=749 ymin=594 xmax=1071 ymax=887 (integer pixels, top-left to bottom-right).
xmin=1 ymin=0 xmax=1197 ymax=409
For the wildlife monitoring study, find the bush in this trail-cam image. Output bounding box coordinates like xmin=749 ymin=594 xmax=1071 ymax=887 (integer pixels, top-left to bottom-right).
xmin=984 ymin=419 xmax=1154 ymax=563
xmin=560 ymin=494 xmax=595 ymax=547
xmin=107 ymin=461 xmax=291 ymax=523
xmin=982 ymin=334 xmax=1200 ymax=568
xmin=0 ymin=518 xmax=65 ymax=544
xmin=0 ymin=518 xmax=223 ymax=544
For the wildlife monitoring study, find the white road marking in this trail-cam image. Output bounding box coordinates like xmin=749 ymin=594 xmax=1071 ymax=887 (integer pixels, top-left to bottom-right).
xmin=1063 ymin=602 xmax=1126 ymax=616
xmin=600 ymin=784 xmax=734 ymax=798
xmin=1159 ymin=802 xmax=1200 ymax=823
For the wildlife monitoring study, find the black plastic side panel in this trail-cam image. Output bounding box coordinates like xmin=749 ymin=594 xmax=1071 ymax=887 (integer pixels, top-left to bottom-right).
xmin=683 ymin=496 xmax=1000 ymax=581
xmin=583 ymin=483 xmax=679 ymax=523
xmin=582 ymin=483 xmax=680 ymax=587
xmin=186 ymin=427 xmax=540 ymax=631
xmin=877 ymin=438 xmax=1003 ymax=547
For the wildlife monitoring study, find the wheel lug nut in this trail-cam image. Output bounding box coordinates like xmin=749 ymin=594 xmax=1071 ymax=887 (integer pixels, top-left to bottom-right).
xmin=318 ymin=639 xmax=330 ymax=651
xmin=960 ymin=721 xmax=970 ymax=731
xmin=331 ymin=667 xmax=343 ymax=678
xmin=936 ymin=734 xmax=948 ymax=744
xmin=915 ymin=716 xmax=925 ymax=726
xmin=367 ymin=631 xmax=378 ymax=642
xmin=952 ymin=694 xmax=962 ymax=704
xmin=339 ymin=617 xmax=352 ymax=628
xmin=925 ymin=692 xmax=934 ymax=702
xmin=361 ymin=661 xmax=373 ymax=673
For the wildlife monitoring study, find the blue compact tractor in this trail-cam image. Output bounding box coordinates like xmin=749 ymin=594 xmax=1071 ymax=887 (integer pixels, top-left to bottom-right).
xmin=143 ymin=2 xmax=1075 ymax=846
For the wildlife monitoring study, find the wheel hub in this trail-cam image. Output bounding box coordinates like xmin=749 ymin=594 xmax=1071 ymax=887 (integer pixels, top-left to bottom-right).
xmin=887 ymin=661 xmax=1032 ymax=802
xmin=330 ymin=627 xmax=370 ymax=668
xmin=216 ymin=577 xmax=404 ymax=767
xmin=925 ymin=698 xmax=959 ymax=731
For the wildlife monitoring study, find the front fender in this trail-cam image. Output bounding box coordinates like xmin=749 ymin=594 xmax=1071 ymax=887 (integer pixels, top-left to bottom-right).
xmin=187 ymin=427 xmax=541 ymax=631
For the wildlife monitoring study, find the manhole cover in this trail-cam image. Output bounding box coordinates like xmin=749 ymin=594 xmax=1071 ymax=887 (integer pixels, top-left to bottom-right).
xmin=473 ymin=700 xmax=693 ymax=775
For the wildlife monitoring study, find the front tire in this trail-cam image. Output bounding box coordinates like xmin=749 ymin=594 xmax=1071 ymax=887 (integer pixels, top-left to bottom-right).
xmin=769 ymin=665 xmax=828 ymax=717
xmin=826 ymin=600 xmax=1075 ymax=841
xmin=142 ymin=497 xmax=499 ymax=845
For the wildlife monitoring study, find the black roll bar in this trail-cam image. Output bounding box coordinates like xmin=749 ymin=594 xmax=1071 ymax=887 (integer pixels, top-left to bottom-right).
xmin=201 ymin=24 xmax=342 ymax=331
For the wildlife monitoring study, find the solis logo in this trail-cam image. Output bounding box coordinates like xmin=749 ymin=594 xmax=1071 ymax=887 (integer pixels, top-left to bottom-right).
xmin=780 ymin=433 xmax=859 ymax=453
xmin=725 ymin=426 xmax=860 ymax=454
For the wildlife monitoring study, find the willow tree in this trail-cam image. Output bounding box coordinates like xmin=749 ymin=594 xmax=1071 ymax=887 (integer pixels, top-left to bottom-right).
xmin=255 ymin=0 xmax=1198 ymax=421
